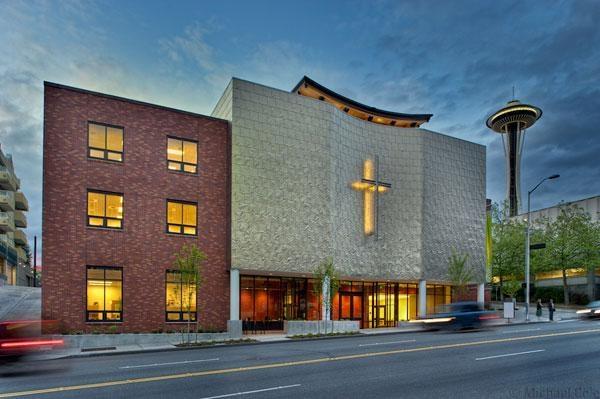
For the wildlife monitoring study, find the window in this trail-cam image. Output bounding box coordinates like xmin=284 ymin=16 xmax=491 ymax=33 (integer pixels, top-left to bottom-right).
xmin=167 ymin=200 xmax=197 ymax=235
xmin=88 ymin=191 xmax=123 ymax=229
xmin=87 ymin=266 xmax=122 ymax=322
xmin=167 ymin=137 xmax=197 ymax=173
xmin=88 ymin=122 xmax=123 ymax=162
xmin=166 ymin=270 xmax=197 ymax=321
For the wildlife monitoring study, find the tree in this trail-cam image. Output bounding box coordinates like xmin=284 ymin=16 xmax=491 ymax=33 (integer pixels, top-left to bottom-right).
xmin=490 ymin=202 xmax=526 ymax=296
xmin=313 ymin=257 xmax=339 ymax=334
xmin=448 ymin=250 xmax=474 ymax=299
xmin=501 ymin=280 xmax=521 ymax=299
xmin=538 ymin=205 xmax=599 ymax=305
xmin=173 ymin=244 xmax=206 ymax=343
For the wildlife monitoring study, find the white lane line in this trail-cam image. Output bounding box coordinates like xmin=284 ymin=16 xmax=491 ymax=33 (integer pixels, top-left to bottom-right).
xmin=558 ymin=319 xmax=578 ymax=323
xmin=358 ymin=339 xmax=416 ymax=347
xmin=199 ymin=384 xmax=301 ymax=399
xmin=500 ymin=328 xmax=541 ymax=334
xmin=119 ymin=358 xmax=220 ymax=369
xmin=476 ymin=349 xmax=545 ymax=361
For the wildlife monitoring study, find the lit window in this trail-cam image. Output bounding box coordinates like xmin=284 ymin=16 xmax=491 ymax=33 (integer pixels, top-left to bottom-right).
xmin=167 ymin=137 xmax=197 ymax=173
xmin=88 ymin=122 xmax=123 ymax=162
xmin=87 ymin=266 xmax=122 ymax=322
xmin=88 ymin=191 xmax=123 ymax=229
xmin=167 ymin=200 xmax=197 ymax=235
xmin=166 ymin=270 xmax=197 ymax=321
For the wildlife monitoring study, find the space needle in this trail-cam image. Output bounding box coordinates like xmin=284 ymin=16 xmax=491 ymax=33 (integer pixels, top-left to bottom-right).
xmin=486 ymin=99 xmax=542 ymax=217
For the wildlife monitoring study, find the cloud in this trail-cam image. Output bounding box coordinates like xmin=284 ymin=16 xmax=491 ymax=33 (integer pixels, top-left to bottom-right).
xmin=159 ymin=22 xmax=219 ymax=71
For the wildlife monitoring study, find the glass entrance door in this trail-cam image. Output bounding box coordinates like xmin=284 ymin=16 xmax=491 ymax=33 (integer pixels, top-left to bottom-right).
xmin=340 ymin=293 xmax=362 ymax=321
xmin=366 ymin=283 xmax=397 ymax=328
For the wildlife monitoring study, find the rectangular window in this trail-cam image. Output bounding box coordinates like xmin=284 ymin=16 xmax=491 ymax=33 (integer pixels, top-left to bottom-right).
xmin=88 ymin=191 xmax=123 ymax=229
xmin=87 ymin=266 xmax=122 ymax=322
xmin=167 ymin=137 xmax=197 ymax=173
xmin=88 ymin=122 xmax=123 ymax=162
xmin=167 ymin=200 xmax=197 ymax=235
xmin=166 ymin=270 xmax=197 ymax=321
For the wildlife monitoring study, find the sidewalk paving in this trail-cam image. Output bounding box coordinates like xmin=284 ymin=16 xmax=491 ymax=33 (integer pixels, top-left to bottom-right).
xmin=54 ymin=305 xmax=583 ymax=359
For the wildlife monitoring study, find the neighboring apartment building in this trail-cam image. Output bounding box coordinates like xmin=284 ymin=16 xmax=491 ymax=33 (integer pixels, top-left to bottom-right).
xmin=42 ymin=82 xmax=230 ymax=333
xmin=0 ymin=144 xmax=31 ymax=286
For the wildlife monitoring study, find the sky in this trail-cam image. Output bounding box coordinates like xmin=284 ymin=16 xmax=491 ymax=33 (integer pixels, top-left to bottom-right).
xmin=1 ymin=0 xmax=599 ymax=261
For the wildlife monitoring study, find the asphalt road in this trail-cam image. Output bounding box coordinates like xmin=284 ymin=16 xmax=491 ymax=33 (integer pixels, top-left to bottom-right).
xmin=2 ymin=319 xmax=600 ymax=399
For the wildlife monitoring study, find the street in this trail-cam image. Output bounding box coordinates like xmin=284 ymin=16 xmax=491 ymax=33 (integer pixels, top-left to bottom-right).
xmin=2 ymin=320 xmax=600 ymax=398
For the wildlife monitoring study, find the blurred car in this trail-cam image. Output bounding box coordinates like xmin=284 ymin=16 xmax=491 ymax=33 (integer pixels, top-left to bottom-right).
xmin=0 ymin=320 xmax=64 ymax=367
xmin=576 ymin=301 xmax=600 ymax=319
xmin=416 ymin=301 xmax=498 ymax=331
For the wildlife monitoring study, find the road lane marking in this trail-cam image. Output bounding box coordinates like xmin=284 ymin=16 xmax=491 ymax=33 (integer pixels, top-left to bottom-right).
xmin=476 ymin=349 xmax=545 ymax=361
xmin=119 ymin=358 xmax=220 ymax=369
xmin=199 ymin=384 xmax=301 ymax=399
xmin=558 ymin=319 xmax=577 ymax=323
xmin=2 ymin=327 xmax=600 ymax=398
xmin=359 ymin=340 xmax=416 ymax=347
xmin=500 ymin=328 xmax=541 ymax=334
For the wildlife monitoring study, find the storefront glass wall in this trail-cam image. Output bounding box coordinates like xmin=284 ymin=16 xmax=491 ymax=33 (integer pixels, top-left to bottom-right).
xmin=241 ymin=275 xmax=450 ymax=330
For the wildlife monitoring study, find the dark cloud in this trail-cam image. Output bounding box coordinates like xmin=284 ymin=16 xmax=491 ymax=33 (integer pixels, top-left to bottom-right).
xmin=361 ymin=0 xmax=600 ymax=213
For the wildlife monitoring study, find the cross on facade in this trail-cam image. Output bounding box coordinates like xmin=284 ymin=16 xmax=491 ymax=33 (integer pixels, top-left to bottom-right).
xmin=351 ymin=155 xmax=391 ymax=239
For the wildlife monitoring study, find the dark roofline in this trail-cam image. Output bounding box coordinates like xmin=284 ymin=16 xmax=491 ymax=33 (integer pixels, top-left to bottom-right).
xmin=516 ymin=194 xmax=600 ymax=216
xmin=43 ymin=81 xmax=228 ymax=123
xmin=291 ymin=76 xmax=433 ymax=122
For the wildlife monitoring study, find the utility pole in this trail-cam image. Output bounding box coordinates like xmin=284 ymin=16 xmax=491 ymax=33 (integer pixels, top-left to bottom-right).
xmin=33 ymin=235 xmax=37 ymax=287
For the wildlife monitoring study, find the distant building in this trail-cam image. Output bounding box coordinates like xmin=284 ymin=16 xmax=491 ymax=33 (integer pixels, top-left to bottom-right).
xmin=515 ymin=195 xmax=600 ymax=296
xmin=0 ymin=144 xmax=31 ymax=286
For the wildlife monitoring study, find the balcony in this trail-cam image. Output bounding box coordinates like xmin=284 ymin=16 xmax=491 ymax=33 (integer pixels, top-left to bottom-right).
xmin=14 ymin=191 xmax=28 ymax=211
xmin=16 ymin=245 xmax=26 ymax=262
xmin=0 ymin=211 xmax=15 ymax=233
xmin=0 ymin=190 xmax=15 ymax=211
xmin=14 ymin=210 xmax=26 ymax=228
xmin=0 ymin=166 xmax=19 ymax=191
xmin=14 ymin=229 xmax=27 ymax=247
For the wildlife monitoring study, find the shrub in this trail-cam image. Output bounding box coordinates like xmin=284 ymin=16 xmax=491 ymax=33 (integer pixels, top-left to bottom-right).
xmin=570 ymin=292 xmax=589 ymax=305
xmin=534 ymin=287 xmax=564 ymax=304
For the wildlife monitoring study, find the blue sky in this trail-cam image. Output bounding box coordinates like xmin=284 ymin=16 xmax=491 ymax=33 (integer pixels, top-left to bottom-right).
xmin=1 ymin=0 xmax=599 ymax=260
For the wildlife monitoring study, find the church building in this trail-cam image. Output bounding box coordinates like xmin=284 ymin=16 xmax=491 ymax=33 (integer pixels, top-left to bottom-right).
xmin=42 ymin=76 xmax=486 ymax=333
xmin=213 ymin=76 xmax=486 ymax=330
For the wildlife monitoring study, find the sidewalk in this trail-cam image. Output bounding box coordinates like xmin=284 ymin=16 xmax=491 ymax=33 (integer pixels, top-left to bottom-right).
xmin=53 ymin=308 xmax=582 ymax=359
xmin=488 ymin=302 xmax=580 ymax=324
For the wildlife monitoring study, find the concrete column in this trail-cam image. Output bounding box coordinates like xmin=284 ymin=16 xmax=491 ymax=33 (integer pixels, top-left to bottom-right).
xmin=418 ymin=279 xmax=427 ymax=317
xmin=229 ymin=269 xmax=240 ymax=321
xmin=321 ymin=277 xmax=330 ymax=321
xmin=477 ymin=283 xmax=485 ymax=308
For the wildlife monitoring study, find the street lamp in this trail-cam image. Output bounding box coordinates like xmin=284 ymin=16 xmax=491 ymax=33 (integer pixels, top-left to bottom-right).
xmin=525 ymin=174 xmax=560 ymax=321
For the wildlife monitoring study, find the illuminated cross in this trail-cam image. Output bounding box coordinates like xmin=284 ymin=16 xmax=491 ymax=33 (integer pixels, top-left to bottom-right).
xmin=350 ymin=155 xmax=391 ymax=239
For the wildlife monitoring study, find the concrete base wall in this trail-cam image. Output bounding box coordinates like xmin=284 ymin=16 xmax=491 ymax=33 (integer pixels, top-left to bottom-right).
xmin=56 ymin=320 xmax=243 ymax=349
xmin=284 ymin=320 xmax=360 ymax=336
xmin=57 ymin=331 xmax=233 ymax=349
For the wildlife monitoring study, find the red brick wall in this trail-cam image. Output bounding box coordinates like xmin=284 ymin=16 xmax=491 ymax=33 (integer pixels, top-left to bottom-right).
xmin=42 ymin=83 xmax=231 ymax=333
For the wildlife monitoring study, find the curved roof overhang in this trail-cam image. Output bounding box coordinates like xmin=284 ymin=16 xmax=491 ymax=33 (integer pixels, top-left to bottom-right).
xmin=291 ymin=76 xmax=433 ymax=128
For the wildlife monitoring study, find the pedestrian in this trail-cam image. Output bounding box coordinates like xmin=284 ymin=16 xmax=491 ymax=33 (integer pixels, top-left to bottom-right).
xmin=536 ymin=299 xmax=543 ymax=320
xmin=548 ymin=298 xmax=555 ymax=321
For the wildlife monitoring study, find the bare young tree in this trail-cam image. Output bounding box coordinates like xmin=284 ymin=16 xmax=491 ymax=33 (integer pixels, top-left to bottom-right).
xmin=313 ymin=257 xmax=340 ymax=334
xmin=448 ymin=250 xmax=474 ymax=300
xmin=173 ymin=244 xmax=206 ymax=344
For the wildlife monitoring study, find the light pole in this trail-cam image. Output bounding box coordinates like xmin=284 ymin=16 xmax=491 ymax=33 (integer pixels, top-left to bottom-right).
xmin=525 ymin=174 xmax=560 ymax=321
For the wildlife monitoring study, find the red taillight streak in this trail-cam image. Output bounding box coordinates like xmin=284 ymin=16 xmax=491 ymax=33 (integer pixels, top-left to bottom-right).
xmin=479 ymin=315 xmax=499 ymax=320
xmin=1 ymin=339 xmax=64 ymax=349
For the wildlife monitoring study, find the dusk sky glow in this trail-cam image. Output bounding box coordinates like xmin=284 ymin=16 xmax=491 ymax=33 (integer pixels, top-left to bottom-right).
xmin=1 ymin=0 xmax=599 ymax=259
